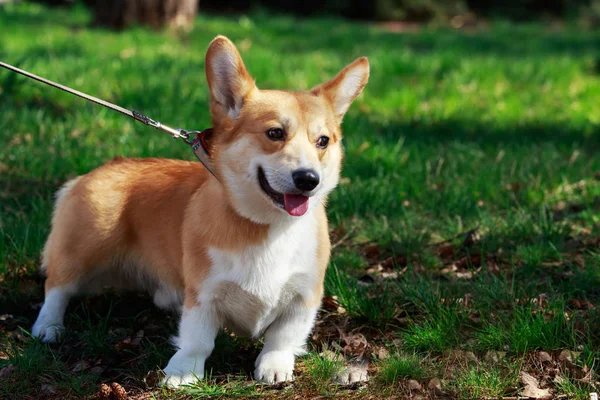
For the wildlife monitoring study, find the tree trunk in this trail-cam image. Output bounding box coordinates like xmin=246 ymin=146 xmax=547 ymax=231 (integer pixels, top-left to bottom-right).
xmin=94 ymin=0 xmax=198 ymax=30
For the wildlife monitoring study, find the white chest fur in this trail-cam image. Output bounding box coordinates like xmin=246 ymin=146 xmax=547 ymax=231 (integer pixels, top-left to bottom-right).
xmin=198 ymin=213 xmax=319 ymax=337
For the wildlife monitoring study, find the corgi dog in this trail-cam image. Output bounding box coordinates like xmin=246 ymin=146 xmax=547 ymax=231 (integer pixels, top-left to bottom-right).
xmin=32 ymin=35 xmax=369 ymax=387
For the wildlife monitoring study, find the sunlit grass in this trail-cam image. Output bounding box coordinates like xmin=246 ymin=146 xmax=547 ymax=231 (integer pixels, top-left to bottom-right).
xmin=377 ymin=352 xmax=428 ymax=384
xmin=451 ymin=363 xmax=520 ymax=400
xmin=1 ymin=2 xmax=600 ymax=399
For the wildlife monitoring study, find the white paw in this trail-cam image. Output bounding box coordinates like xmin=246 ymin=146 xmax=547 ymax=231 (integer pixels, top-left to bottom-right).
xmin=161 ymin=373 xmax=201 ymax=389
xmin=160 ymin=352 xmax=205 ymax=389
xmin=254 ymin=350 xmax=295 ymax=384
xmin=334 ymin=364 xmax=369 ymax=385
xmin=31 ymin=320 xmax=65 ymax=343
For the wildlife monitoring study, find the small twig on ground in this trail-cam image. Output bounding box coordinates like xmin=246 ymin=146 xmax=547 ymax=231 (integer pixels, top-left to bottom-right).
xmin=428 ymin=226 xmax=480 ymax=248
xmin=332 ymin=226 xmax=357 ymax=250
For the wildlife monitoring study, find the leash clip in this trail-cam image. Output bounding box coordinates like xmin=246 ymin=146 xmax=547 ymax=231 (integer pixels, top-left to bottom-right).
xmin=185 ymin=128 xmax=217 ymax=178
xmin=132 ymin=110 xmax=189 ymax=140
xmin=182 ymin=130 xmax=201 ymax=145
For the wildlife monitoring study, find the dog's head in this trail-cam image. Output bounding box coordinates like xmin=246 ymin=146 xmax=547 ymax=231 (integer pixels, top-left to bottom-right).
xmin=204 ymin=36 xmax=369 ymax=224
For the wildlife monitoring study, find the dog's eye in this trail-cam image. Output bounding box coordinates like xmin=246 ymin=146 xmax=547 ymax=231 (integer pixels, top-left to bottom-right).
xmin=316 ymin=136 xmax=329 ymax=149
xmin=266 ymin=128 xmax=285 ymax=141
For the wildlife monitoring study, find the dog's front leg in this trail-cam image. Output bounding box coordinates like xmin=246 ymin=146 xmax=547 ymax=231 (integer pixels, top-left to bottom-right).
xmin=162 ymin=301 xmax=219 ymax=388
xmin=254 ymin=301 xmax=318 ymax=384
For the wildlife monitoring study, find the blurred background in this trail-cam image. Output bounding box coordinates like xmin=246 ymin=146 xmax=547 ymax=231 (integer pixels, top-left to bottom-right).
xmin=18 ymin=0 xmax=600 ymax=29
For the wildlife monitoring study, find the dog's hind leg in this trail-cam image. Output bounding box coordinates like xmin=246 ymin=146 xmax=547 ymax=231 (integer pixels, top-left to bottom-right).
xmin=32 ymin=177 xmax=98 ymax=343
xmin=32 ymin=244 xmax=107 ymax=343
xmin=32 ymin=278 xmax=78 ymax=343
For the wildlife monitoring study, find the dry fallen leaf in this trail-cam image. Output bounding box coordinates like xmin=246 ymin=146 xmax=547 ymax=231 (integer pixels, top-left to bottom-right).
xmin=407 ymin=379 xmax=422 ymax=391
xmin=444 ymin=350 xmax=477 ymax=364
xmin=381 ymin=271 xmax=400 ymax=279
xmin=436 ymin=244 xmax=455 ymax=259
xmin=373 ymin=346 xmax=390 ymax=361
xmin=336 ymin=327 xmax=369 ymax=360
xmin=484 ymin=350 xmax=505 ymax=363
xmin=363 ymin=243 xmax=381 ymax=260
xmin=558 ymin=350 xmax=579 ymax=367
xmin=355 ymin=141 xmax=371 ymax=154
xmin=131 ymin=330 xmax=144 ymax=346
xmin=143 ymin=370 xmax=161 ymax=388
xmin=71 ymin=360 xmax=90 ymax=373
xmin=504 ymin=182 xmax=522 ymax=192
xmin=358 ymin=274 xmax=376 ymax=285
xmin=0 ymin=364 xmax=15 ymax=380
xmin=520 ymin=371 xmax=552 ymax=399
xmin=381 ymin=255 xmax=407 ymax=269
xmin=462 ymin=228 xmax=481 ymax=247
xmin=581 ymin=365 xmax=594 ymax=383
xmin=455 ymin=271 xmax=474 ymax=279
xmin=366 ymin=264 xmax=383 ymax=274
xmin=521 ymin=371 xmax=538 ymax=387
xmin=538 ymin=351 xmax=552 ymax=363
xmin=40 ymin=384 xmax=57 ymax=395
xmin=427 ymin=378 xmax=443 ymax=395
xmin=89 ymin=366 xmax=106 ymax=375
xmin=321 ymin=295 xmax=346 ymax=314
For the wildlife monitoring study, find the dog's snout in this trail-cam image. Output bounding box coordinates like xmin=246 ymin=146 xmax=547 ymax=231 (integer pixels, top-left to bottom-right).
xmin=292 ymin=169 xmax=320 ymax=191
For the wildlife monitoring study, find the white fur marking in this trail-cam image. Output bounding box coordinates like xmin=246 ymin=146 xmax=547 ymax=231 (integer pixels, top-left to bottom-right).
xmin=153 ymin=284 xmax=183 ymax=312
xmin=185 ymin=214 xmax=321 ymax=384
xmin=162 ymin=304 xmax=219 ymax=388
xmin=32 ymin=285 xmax=76 ymax=343
xmin=254 ymin=305 xmax=318 ymax=383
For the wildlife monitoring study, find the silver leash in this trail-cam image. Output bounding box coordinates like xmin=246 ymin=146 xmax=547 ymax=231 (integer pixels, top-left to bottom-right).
xmin=0 ymin=60 xmax=217 ymax=177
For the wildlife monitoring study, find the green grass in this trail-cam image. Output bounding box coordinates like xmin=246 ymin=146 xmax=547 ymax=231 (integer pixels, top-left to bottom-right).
xmin=476 ymin=303 xmax=577 ymax=352
xmin=302 ymin=351 xmax=345 ymax=386
xmin=325 ymin=264 xmax=399 ymax=323
xmin=72 ymin=303 xmax=115 ymax=357
xmin=555 ymin=375 xmax=598 ymax=400
xmin=378 ymin=352 xmax=427 ymax=384
xmin=451 ymin=363 xmax=520 ymax=400
xmin=0 ymin=339 xmax=99 ymax=397
xmin=402 ymin=309 xmax=462 ymax=352
xmin=1 ymin=2 xmax=600 ymax=399
xmin=171 ymin=373 xmax=261 ymax=398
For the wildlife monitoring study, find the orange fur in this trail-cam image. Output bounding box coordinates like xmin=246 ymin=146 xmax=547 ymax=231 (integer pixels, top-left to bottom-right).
xmin=36 ymin=37 xmax=369 ymax=375
xmin=42 ymin=157 xmax=272 ymax=294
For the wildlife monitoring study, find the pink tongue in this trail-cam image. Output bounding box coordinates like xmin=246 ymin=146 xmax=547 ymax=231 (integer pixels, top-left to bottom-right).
xmin=284 ymin=194 xmax=309 ymax=216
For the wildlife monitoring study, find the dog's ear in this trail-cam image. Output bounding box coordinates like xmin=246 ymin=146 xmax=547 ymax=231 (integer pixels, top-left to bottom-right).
xmin=205 ymin=36 xmax=256 ymax=123
xmin=312 ymin=57 xmax=370 ymax=120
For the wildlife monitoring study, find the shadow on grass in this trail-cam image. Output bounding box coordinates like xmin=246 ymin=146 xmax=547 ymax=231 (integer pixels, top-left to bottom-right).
xmin=0 ymin=288 xmax=260 ymax=385
xmin=344 ymin=113 xmax=600 ymax=148
xmin=4 ymin=6 xmax=600 ymax=59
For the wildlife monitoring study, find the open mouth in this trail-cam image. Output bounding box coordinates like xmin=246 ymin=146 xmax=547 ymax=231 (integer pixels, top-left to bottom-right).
xmin=258 ymin=167 xmax=285 ymax=208
xmin=257 ymin=167 xmax=310 ymax=217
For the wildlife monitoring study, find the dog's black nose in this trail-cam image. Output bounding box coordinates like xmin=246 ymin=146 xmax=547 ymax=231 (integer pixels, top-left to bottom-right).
xmin=292 ymin=169 xmax=320 ymax=191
